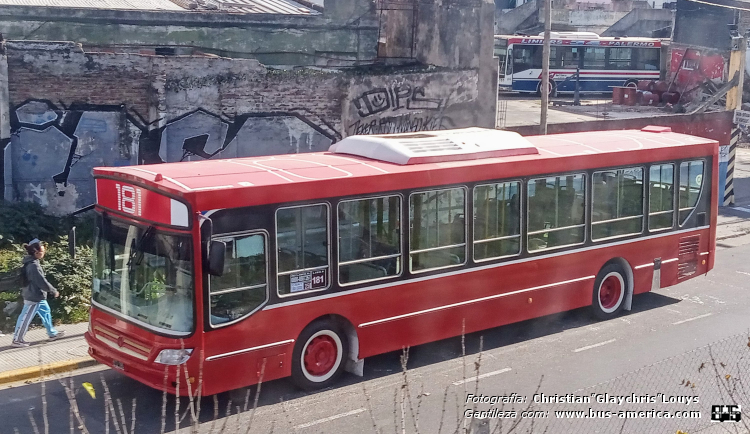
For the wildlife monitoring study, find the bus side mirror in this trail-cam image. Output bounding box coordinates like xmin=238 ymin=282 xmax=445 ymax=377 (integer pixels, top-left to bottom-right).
xmin=68 ymin=227 xmax=76 ymax=259
xmin=207 ymin=240 xmax=225 ymax=277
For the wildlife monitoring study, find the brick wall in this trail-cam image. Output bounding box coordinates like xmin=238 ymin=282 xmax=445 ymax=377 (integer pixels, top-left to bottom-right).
xmin=2 ymin=42 xmax=488 ymax=212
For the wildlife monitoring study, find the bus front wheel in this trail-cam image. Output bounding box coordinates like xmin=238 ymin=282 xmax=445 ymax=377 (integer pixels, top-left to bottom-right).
xmin=536 ymin=80 xmax=557 ymax=98
xmin=591 ymin=264 xmax=627 ymax=320
xmin=291 ymin=319 xmax=349 ymax=391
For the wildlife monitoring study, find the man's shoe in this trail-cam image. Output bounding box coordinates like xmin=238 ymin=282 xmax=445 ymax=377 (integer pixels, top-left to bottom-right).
xmin=11 ymin=340 xmax=30 ymax=348
xmin=48 ymin=331 xmax=65 ymax=341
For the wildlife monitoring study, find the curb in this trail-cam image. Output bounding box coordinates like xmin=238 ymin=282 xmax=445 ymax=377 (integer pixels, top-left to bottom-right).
xmin=0 ymin=357 xmax=99 ymax=386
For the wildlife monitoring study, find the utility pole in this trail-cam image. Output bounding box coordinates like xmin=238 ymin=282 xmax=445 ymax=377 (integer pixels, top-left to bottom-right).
xmin=540 ymin=0 xmax=551 ymax=134
xmin=724 ymin=27 xmax=746 ymax=206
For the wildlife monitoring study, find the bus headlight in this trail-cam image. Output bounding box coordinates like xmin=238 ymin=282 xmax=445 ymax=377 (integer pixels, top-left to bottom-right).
xmin=155 ymin=349 xmax=193 ymax=365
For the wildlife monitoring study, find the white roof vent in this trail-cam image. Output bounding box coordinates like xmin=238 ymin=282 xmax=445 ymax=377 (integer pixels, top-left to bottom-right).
xmin=328 ymin=127 xmax=538 ymax=165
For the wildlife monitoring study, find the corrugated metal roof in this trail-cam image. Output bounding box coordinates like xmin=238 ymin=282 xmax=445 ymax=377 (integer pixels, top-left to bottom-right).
xmin=0 ymin=0 xmax=321 ymax=13
xmin=0 ymin=0 xmax=185 ymax=10
xmin=207 ymin=0 xmax=320 ymax=14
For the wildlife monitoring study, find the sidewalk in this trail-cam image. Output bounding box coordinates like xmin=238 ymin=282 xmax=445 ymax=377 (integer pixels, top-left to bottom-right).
xmin=0 ymin=322 xmax=95 ymax=385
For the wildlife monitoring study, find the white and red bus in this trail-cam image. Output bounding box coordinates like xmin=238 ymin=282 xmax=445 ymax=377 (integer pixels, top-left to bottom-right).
xmin=86 ymin=126 xmax=717 ymax=395
xmin=495 ymin=32 xmax=663 ymax=96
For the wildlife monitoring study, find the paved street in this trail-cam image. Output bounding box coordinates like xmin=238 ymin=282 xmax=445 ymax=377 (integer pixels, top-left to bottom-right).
xmin=1 ymin=241 xmax=749 ymax=433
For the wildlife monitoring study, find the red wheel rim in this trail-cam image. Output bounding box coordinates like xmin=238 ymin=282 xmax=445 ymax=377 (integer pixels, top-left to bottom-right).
xmin=599 ymin=275 xmax=622 ymax=310
xmin=303 ymin=335 xmax=338 ymax=376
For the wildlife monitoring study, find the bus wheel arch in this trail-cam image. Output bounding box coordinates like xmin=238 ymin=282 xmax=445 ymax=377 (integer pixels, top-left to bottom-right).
xmin=591 ymin=258 xmax=634 ymax=320
xmin=624 ymin=79 xmax=639 ymax=89
xmin=326 ymin=314 xmax=364 ymax=377
xmin=290 ymin=315 xmax=361 ymax=391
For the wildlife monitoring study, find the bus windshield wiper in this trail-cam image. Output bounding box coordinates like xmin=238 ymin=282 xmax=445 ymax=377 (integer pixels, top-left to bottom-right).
xmin=128 ymin=226 xmax=155 ymax=268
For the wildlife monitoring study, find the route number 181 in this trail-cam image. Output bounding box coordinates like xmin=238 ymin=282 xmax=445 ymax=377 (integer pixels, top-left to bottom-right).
xmin=114 ymin=184 xmax=143 ymax=216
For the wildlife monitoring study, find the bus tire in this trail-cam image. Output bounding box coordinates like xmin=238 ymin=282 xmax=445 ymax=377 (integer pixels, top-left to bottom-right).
xmin=536 ymin=80 xmax=557 ymax=98
xmin=291 ymin=319 xmax=348 ymax=391
xmin=623 ymin=79 xmax=639 ymax=89
xmin=591 ymin=263 xmax=627 ymax=320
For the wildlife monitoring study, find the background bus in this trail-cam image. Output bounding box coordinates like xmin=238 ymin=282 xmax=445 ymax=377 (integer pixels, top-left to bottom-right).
xmin=495 ymin=32 xmax=663 ymax=96
xmin=85 ymin=126 xmax=717 ymax=396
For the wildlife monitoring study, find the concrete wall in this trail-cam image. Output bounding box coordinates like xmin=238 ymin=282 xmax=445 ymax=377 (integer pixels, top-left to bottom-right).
xmin=413 ymin=0 xmax=498 ymax=130
xmin=602 ymin=8 xmax=674 ymax=37
xmin=1 ymin=41 xmax=488 ymax=214
xmin=505 ymin=111 xmax=732 ymax=146
xmin=542 ymin=9 xmax=629 ymax=33
xmin=495 ymin=0 xmax=539 ymax=34
xmin=0 ymin=4 xmax=379 ymax=66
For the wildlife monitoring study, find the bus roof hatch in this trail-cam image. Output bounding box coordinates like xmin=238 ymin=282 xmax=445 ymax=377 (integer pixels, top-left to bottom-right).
xmin=328 ymin=127 xmax=539 ymax=165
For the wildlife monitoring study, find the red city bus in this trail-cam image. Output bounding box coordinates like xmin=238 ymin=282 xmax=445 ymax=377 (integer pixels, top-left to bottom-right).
xmin=85 ymin=126 xmax=717 ymax=395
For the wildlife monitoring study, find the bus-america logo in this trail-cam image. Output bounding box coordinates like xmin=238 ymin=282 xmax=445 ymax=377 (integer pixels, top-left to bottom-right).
xmin=96 ymin=178 xmax=189 ymax=227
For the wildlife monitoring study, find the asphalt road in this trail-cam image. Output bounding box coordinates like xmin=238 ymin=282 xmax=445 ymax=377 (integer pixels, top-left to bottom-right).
xmin=1 ymin=236 xmax=749 ymax=434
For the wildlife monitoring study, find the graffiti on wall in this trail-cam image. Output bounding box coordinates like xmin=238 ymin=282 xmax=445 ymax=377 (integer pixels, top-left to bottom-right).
xmin=7 ymin=100 xmax=339 ymax=214
xmin=7 ymin=100 xmax=135 ymax=215
xmin=347 ymin=79 xmax=462 ymax=136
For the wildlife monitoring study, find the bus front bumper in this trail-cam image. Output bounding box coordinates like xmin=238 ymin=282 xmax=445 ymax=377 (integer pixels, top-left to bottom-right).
xmin=85 ymin=332 xmax=189 ymax=396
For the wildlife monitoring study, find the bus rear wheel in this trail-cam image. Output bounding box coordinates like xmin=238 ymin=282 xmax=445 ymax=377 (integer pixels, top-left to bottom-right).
xmin=291 ymin=319 xmax=348 ymax=391
xmin=624 ymin=79 xmax=639 ymax=89
xmin=591 ymin=264 xmax=627 ymax=320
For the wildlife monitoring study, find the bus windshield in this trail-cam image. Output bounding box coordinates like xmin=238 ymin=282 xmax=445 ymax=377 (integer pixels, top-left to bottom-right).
xmin=92 ymin=216 xmax=194 ymax=335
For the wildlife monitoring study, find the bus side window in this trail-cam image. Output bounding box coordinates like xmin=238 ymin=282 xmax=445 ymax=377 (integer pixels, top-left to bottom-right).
xmin=410 ymin=187 xmax=467 ymax=272
xmin=527 ymin=174 xmax=586 ymax=251
xmin=649 ymin=164 xmax=675 ymax=230
xmin=592 ymin=167 xmax=644 ymax=240
xmin=473 ymin=181 xmax=521 ymax=261
xmin=276 ymin=204 xmax=330 ymax=295
xmin=209 ymin=233 xmax=268 ymax=326
xmin=338 ymin=196 xmax=402 ymax=285
xmin=679 ymin=160 xmax=705 ymax=225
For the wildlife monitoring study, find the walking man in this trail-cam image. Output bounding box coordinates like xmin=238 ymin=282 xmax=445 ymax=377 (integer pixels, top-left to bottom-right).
xmin=12 ymin=239 xmax=65 ymax=347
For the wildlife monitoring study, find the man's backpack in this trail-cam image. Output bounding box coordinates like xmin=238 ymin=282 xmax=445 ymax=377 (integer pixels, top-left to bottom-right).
xmin=0 ymin=263 xmax=28 ymax=294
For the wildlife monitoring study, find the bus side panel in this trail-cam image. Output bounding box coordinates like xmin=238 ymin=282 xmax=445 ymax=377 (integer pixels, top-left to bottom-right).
xmin=192 ymin=227 xmax=713 ymax=394
xmin=353 ymin=229 xmax=712 ymax=359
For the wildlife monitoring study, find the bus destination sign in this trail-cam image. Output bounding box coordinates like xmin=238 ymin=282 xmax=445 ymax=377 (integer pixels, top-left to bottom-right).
xmin=96 ymin=178 xmax=190 ymax=228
